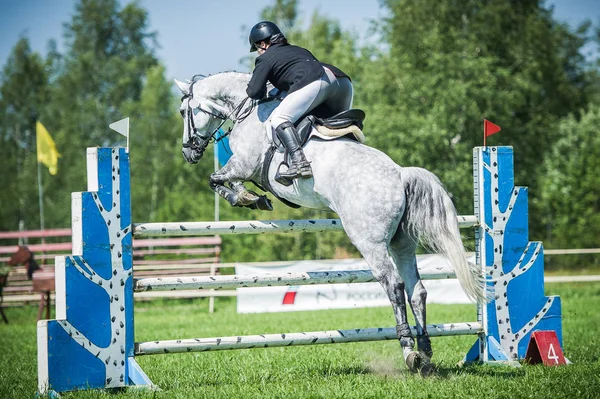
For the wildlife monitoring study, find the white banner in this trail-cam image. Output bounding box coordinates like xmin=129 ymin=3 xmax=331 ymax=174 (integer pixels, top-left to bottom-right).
xmin=236 ymin=256 xmax=473 ymax=314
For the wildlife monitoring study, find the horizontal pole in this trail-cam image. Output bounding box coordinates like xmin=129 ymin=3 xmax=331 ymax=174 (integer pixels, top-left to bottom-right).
xmin=457 ymin=215 xmax=478 ymax=227
xmin=134 ymin=219 xmax=343 ymax=237
xmin=134 ymin=290 xmax=237 ymax=300
xmin=0 ymin=242 xmax=72 ymax=255
xmin=545 ymin=248 xmax=600 ymax=255
xmin=134 ymin=267 xmax=457 ymax=292
xmin=0 ymin=228 xmax=71 ymax=239
xmin=135 ymin=322 xmax=482 ymax=356
xmin=133 ymin=216 xmax=478 ymax=238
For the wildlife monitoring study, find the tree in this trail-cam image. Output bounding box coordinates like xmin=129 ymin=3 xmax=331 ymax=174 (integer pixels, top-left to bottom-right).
xmin=368 ymin=0 xmax=596 ymax=230
xmin=536 ymin=104 xmax=600 ymax=267
xmin=123 ymin=65 xmax=193 ymax=223
xmin=0 ymin=38 xmax=49 ymax=231
xmin=39 ymin=0 xmax=160 ymax=227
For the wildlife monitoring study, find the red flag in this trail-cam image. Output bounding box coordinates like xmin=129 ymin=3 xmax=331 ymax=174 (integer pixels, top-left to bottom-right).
xmin=484 ymin=119 xmax=501 ymax=137
xmin=483 ymin=119 xmax=501 ymax=146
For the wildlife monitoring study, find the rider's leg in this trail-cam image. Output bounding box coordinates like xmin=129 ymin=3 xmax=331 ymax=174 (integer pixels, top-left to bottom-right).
xmin=275 ymin=121 xmax=312 ymax=179
xmin=270 ymin=74 xmax=335 ymax=181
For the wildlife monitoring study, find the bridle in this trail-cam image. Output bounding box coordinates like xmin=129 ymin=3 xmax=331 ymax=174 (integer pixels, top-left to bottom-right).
xmin=181 ymin=77 xmax=253 ymax=153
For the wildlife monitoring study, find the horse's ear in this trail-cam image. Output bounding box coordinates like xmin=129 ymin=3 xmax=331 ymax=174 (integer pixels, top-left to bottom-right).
xmin=174 ymin=79 xmax=190 ymax=95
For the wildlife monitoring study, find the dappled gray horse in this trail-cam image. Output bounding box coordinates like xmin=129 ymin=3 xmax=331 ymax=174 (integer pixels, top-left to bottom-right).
xmin=175 ymin=72 xmax=486 ymax=374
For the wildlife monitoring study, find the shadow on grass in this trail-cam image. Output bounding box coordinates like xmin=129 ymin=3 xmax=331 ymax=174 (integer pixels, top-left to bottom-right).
xmin=319 ymin=364 xmax=371 ymax=377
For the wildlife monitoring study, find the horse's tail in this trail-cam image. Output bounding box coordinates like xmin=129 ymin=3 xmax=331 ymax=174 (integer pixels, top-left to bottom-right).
xmin=400 ymin=167 xmax=488 ymax=304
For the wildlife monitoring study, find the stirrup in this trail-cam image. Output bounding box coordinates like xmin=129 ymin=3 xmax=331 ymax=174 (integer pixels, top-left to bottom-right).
xmin=275 ymin=163 xmax=294 ymax=186
xmin=275 ymin=162 xmax=312 ymax=186
xmin=279 ymin=162 xmax=312 ymax=180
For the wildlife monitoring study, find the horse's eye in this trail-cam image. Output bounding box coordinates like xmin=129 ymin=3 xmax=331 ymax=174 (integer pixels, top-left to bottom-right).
xmin=179 ymin=109 xmax=185 ymax=117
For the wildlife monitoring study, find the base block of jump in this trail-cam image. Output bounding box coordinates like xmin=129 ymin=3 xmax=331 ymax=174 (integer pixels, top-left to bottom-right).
xmin=36 ymin=146 xmax=563 ymax=394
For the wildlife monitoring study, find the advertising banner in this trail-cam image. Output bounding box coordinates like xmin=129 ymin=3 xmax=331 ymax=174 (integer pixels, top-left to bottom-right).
xmin=236 ymin=256 xmax=472 ymax=313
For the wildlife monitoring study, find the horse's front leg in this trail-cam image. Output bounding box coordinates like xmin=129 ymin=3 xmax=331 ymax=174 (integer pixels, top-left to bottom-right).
xmin=208 ymin=176 xmax=237 ymax=206
xmin=209 ymin=158 xmax=272 ymax=211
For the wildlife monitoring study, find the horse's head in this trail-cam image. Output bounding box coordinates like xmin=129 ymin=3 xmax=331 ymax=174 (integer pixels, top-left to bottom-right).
xmin=174 ymin=77 xmax=229 ymax=164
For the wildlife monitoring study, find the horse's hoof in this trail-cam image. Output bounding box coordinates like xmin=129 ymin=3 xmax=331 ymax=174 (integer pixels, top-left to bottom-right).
xmin=417 ymin=334 xmax=433 ymax=358
xmin=237 ymin=190 xmax=260 ymax=205
xmin=405 ymin=351 xmax=422 ymax=373
xmin=406 ymin=352 xmax=435 ymax=376
xmin=256 ymin=196 xmax=273 ymax=211
xmin=419 ymin=361 xmax=435 ymax=377
xmin=246 ymin=196 xmax=273 ymax=211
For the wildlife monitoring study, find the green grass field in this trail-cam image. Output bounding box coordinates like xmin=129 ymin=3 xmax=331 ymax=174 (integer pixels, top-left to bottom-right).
xmin=1 ymin=282 xmax=599 ymax=398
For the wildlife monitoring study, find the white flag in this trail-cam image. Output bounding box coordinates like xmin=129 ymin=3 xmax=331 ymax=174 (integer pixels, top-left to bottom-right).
xmin=109 ymin=117 xmax=129 ymax=138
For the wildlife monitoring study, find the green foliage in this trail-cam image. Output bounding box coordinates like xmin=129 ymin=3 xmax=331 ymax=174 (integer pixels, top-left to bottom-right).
xmin=369 ymin=0 xmax=594 ymax=218
xmin=0 ymin=0 xmax=160 ymax=231
xmin=124 ymin=65 xmax=193 ymax=223
xmin=536 ymin=105 xmax=600 ymax=267
xmin=259 ymin=0 xmax=298 ymax=33
xmin=0 ymin=38 xmax=49 ymax=230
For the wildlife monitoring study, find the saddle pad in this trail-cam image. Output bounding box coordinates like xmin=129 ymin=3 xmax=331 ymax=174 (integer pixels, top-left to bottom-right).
xmin=314 ymin=124 xmax=366 ymax=143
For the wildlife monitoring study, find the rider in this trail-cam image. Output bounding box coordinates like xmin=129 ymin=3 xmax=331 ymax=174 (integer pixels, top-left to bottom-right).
xmin=246 ymin=21 xmax=354 ymax=181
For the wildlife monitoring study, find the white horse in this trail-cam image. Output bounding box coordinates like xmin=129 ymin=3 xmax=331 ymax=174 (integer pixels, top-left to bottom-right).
xmin=175 ymin=72 xmax=486 ymax=374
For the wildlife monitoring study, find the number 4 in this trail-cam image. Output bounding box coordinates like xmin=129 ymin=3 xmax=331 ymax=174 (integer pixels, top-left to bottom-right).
xmin=547 ymin=344 xmax=560 ymax=364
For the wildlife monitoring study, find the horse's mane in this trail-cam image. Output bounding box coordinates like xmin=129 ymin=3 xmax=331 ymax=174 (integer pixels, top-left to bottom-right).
xmin=188 ymin=71 xmax=250 ymax=84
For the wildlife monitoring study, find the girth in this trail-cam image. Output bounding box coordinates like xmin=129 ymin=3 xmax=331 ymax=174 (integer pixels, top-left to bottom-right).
xmin=255 ymin=145 xmax=301 ymax=209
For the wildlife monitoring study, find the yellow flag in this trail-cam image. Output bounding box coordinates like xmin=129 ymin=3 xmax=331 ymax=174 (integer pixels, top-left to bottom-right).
xmin=36 ymin=121 xmax=60 ymax=175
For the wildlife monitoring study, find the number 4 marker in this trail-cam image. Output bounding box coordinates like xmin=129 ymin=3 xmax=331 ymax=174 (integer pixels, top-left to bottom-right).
xmin=525 ymin=331 xmax=568 ymax=366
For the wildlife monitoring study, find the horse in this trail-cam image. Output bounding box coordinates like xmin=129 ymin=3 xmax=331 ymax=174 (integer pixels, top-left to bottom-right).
xmin=7 ymin=246 xmax=54 ymax=320
xmin=1 ymin=246 xmax=41 ymax=323
xmin=8 ymin=245 xmax=40 ymax=280
xmin=174 ymin=72 xmax=487 ymax=374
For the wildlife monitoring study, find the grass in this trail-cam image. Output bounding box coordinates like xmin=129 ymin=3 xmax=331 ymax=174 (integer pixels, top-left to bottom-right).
xmin=1 ymin=282 xmax=599 ymax=398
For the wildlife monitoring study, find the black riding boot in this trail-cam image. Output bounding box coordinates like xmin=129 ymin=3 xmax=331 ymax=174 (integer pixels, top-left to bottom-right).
xmin=276 ymin=122 xmax=312 ymax=179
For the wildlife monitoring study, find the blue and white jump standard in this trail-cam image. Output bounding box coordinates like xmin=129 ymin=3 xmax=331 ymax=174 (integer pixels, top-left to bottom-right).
xmin=36 ymin=146 xmax=564 ymax=394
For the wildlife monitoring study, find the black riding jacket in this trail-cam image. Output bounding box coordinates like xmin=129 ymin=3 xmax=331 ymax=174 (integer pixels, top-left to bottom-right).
xmin=246 ymin=42 xmax=349 ymax=100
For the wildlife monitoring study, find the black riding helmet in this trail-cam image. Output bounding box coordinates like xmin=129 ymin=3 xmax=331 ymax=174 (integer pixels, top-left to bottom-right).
xmin=249 ymin=21 xmax=282 ymax=52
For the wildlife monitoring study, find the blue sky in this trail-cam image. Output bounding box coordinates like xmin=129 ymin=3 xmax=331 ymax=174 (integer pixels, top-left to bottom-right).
xmin=0 ymin=0 xmax=598 ymax=82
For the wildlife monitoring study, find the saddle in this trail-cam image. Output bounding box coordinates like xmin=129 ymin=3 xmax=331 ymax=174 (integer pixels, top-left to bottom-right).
xmin=271 ymin=109 xmax=366 ymax=150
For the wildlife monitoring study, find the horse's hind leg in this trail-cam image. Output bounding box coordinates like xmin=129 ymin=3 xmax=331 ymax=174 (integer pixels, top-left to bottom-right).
xmin=390 ymin=233 xmax=433 ymax=375
xmin=356 ymin=243 xmax=417 ymax=370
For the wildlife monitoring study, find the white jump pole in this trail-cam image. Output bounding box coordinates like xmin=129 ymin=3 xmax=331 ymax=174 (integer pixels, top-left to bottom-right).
xmin=134 ymin=267 xmax=458 ymax=292
xmin=133 ymin=216 xmax=478 ymax=237
xmin=135 ymin=322 xmax=483 ymax=356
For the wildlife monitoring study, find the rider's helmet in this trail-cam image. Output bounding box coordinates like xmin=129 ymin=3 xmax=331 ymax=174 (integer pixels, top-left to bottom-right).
xmin=249 ymin=21 xmax=282 ymax=52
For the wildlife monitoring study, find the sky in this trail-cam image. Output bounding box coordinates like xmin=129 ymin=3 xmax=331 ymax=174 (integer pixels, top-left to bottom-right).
xmin=0 ymin=0 xmax=599 ymax=82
